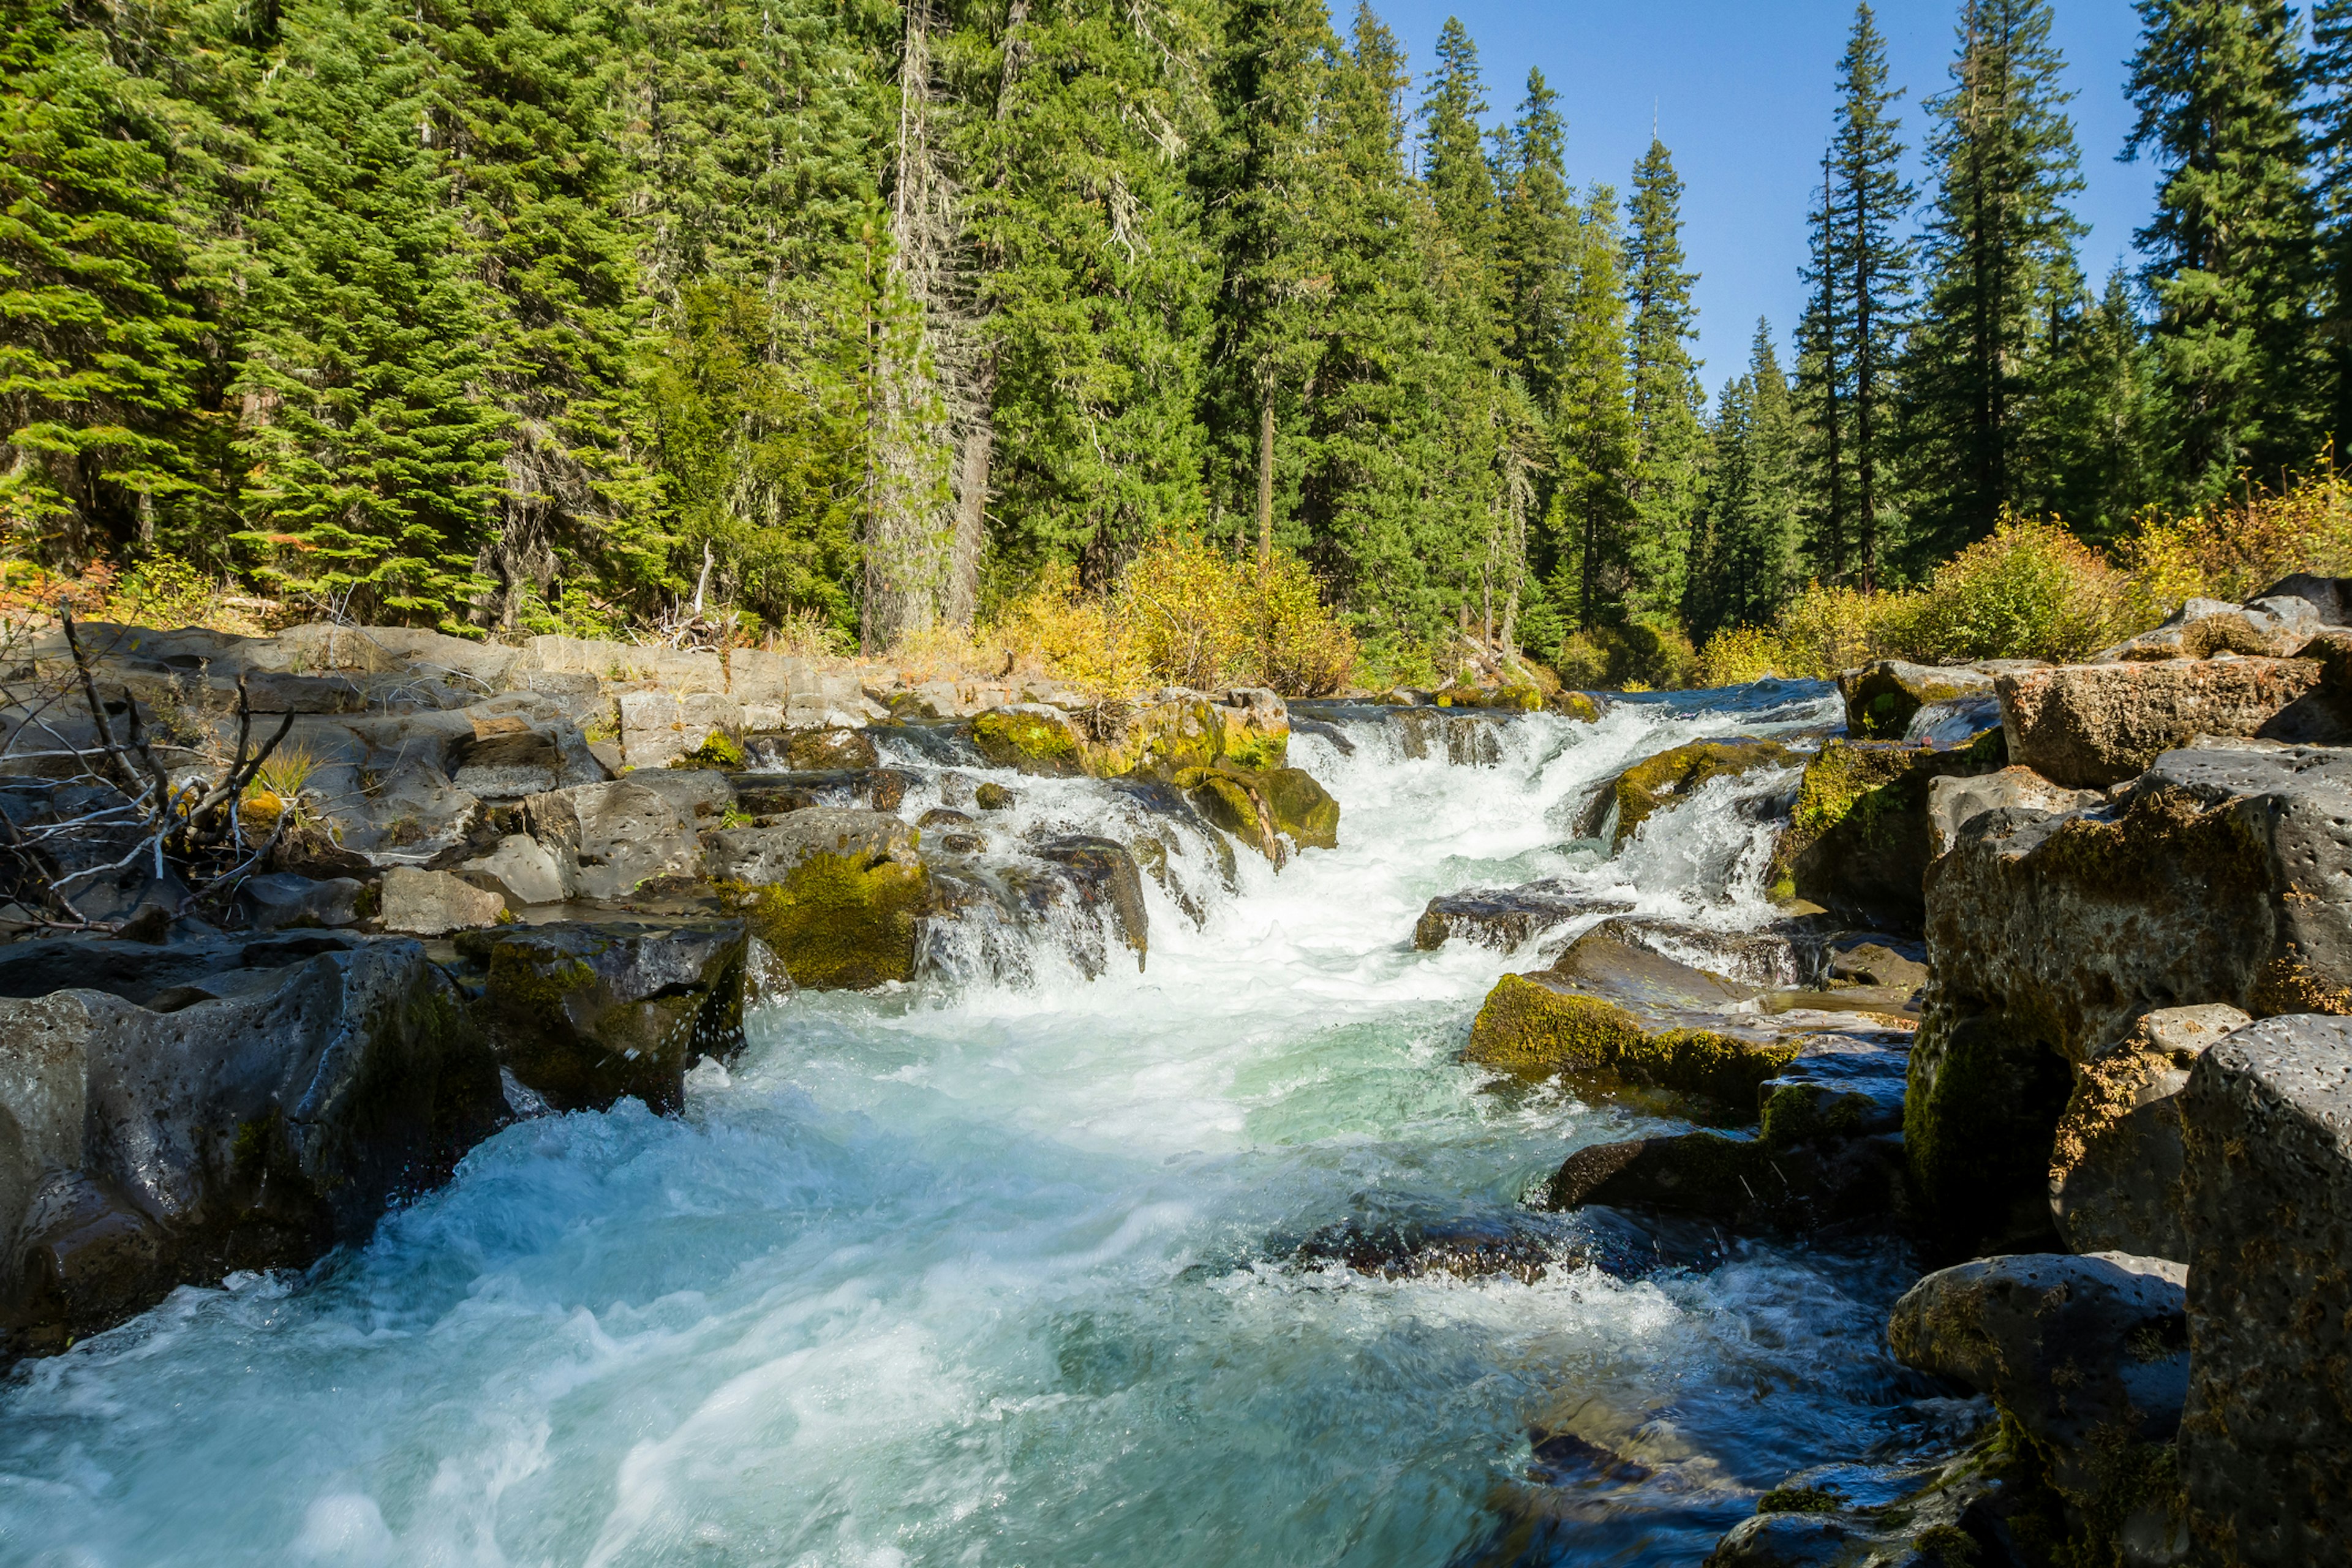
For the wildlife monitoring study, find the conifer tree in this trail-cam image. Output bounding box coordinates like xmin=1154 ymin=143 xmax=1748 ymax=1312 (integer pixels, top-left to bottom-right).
xmin=1803 ymin=2 xmax=1913 ymax=590
xmin=2301 ymin=0 xmax=2352 ymax=464
xmin=2127 ymin=0 xmax=2320 ymax=499
xmin=1901 ymin=0 xmax=2085 ymax=565
xmin=2042 ymin=266 xmax=2162 ymax=541
xmin=1200 ymin=0 xmax=1337 ymax=561
xmin=1550 ymin=188 xmax=1637 ymax=627
xmin=1493 ymin=67 xmax=1580 ymax=643
xmin=1623 ymin=137 xmax=1705 ymax=619
xmin=0 ymin=0 xmax=214 ymax=565
xmin=1691 ymin=321 xmax=1803 ymax=638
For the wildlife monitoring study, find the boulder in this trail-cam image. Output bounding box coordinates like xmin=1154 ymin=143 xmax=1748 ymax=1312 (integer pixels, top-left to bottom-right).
xmin=1768 ymin=736 xmax=2003 ymax=929
xmin=463 ymin=833 xmax=576 ymax=907
xmin=453 ymin=921 xmax=748 ymax=1114
xmin=615 ymin=687 xmax=746 ymax=769
xmin=1412 ymin=883 xmax=1628 ymax=952
xmin=2049 ymin=1005 xmax=2249 ymax=1259
xmin=238 ymin=872 xmax=364 ymax=931
xmin=1577 ymin=739 xmax=1796 ymax=847
xmin=2178 ymin=1014 xmax=2352 ymax=1565
xmin=0 ymin=934 xmax=504 ymax=1360
xmin=1033 ymin=835 xmax=1148 ymax=968
xmin=1889 ymin=1252 xmax=2189 ymax=1562
xmin=972 ymin=704 xmax=1087 ymax=776
xmin=1176 ymin=763 xmax=1339 ymax=864
xmin=1394 ymin=707 xmax=1504 ymax=766
xmin=734 ymin=768 xmax=914 ymax=817
xmin=521 ymin=772 xmax=731 ymax=900
xmin=378 ymin=866 xmax=507 ymax=935
xmin=1926 ymin=765 xmax=2103 ymax=857
xmin=703 ymin=807 xmax=918 ymax=884
xmin=1826 ymin=941 xmax=1928 ymax=993
xmin=1995 ymin=658 xmax=2323 ymax=788
xmin=1839 ymin=659 xmax=1997 ymax=740
xmin=2251 ymin=571 xmax=2352 ymax=624
xmin=1085 ymin=690 xmax=1290 ymax=778
xmin=777 ymin=725 xmax=880 ymax=772
xmin=1542 ymin=1127 xmax=1903 ymax=1232
xmin=974 ymin=781 xmax=1016 ymax=811
xmin=1550 ymin=691 xmax=1604 ymax=723
xmin=2095 ymin=595 xmax=2324 ymax=662
xmin=1907 ymin=745 xmax=2352 ymax=1257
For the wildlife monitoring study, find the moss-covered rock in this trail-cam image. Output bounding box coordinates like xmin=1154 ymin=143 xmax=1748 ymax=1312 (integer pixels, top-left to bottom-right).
xmin=972 ymin=704 xmax=1087 ymax=776
xmin=1766 ymin=734 xmax=2002 ymax=927
xmin=1175 ymin=762 xmax=1339 ymax=864
xmin=1466 ymin=973 xmax=1797 ymax=1108
xmin=455 ymin=920 xmax=748 ymax=1114
xmin=1549 ymin=690 xmax=1602 ymax=723
xmin=1837 ymin=659 xmax=1997 ymax=739
xmin=1577 ymin=739 xmax=1796 ymax=847
xmin=670 ymin=729 xmax=747 ymax=770
xmin=1082 ymin=692 xmax=1292 ymax=779
xmin=731 ymin=851 xmax=930 ymax=990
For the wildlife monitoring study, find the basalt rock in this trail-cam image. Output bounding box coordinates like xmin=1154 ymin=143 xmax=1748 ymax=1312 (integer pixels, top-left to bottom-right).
xmin=733 ymin=769 xmax=915 ymax=818
xmin=1542 ymin=1126 xmax=1904 ymax=1232
xmin=1175 ymin=763 xmax=1339 ymax=864
xmin=1085 ymin=688 xmax=1291 ymax=779
xmin=1394 ymin=707 xmax=1504 ymax=766
xmin=708 ymin=807 xmax=929 ymax=990
xmin=2048 ymin=1005 xmax=2248 ymax=1260
xmin=238 ymin=872 xmax=365 ymax=931
xmin=1907 ymin=745 xmax=2352 ymax=1258
xmin=1578 ymin=739 xmax=1797 ymax=848
xmin=1995 ymin=657 xmax=2324 ymax=788
xmin=1926 ymin=765 xmax=2103 ymax=858
xmin=453 ymin=920 xmax=748 ymax=1114
xmin=1768 ymin=734 xmax=2004 ymax=929
xmin=971 ymin=704 xmax=1087 ymax=776
xmin=377 ymin=866 xmax=507 ymax=935
xmin=1411 ymin=882 xmax=1628 ymax=952
xmin=521 ymin=772 xmax=732 ymax=901
xmin=0 ymin=933 xmax=503 ymax=1360
xmin=1033 ymin=835 xmax=1149 ymax=969
xmin=2179 ymin=1014 xmax=2352 ymax=1565
xmin=1889 ymin=1251 xmax=2189 ymax=1564
xmin=2094 ymin=594 xmax=2323 ymax=663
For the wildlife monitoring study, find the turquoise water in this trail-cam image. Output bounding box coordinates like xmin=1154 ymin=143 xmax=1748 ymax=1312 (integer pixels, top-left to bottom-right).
xmin=0 ymin=688 xmax=1967 ymax=1567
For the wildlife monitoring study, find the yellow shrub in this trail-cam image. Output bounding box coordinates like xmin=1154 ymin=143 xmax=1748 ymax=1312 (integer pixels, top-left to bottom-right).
xmin=2119 ymin=469 xmax=2352 ymax=616
xmin=1694 ymin=624 xmax=1796 ymax=687
xmin=1245 ymin=549 xmax=1357 ymax=697
xmin=1116 ymin=537 xmax=1253 ymax=691
xmin=104 ymin=554 xmax=215 ymax=630
xmin=1902 ymin=516 xmax=2139 ymax=663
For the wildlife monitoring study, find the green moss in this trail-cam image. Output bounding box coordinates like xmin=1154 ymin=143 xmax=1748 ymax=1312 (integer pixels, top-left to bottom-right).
xmin=1467 ymin=974 xmax=1797 ymax=1108
xmin=1759 ymin=1082 xmax=1872 ymax=1150
xmin=1905 ymin=1005 xmax=2077 ymax=1256
xmin=1223 ymin=729 xmax=1286 ymax=771
xmin=672 ymin=729 xmax=746 ymax=770
xmin=973 ymin=709 xmax=1083 ymax=776
xmin=733 ymin=851 xmax=929 ymax=990
xmin=1550 ymin=691 xmax=1602 ymax=723
xmin=1607 ymin=740 xmax=1794 ymax=847
xmin=1913 ymin=1523 xmax=1981 ymax=1566
xmin=1176 ymin=763 xmax=1340 ymax=862
xmin=1757 ymin=1484 xmax=1843 ymax=1515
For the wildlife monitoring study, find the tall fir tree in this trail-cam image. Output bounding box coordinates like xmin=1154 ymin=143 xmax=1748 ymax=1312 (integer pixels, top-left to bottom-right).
xmin=1689 ymin=321 xmax=1802 ymax=640
xmin=1550 ymin=187 xmax=1638 ymax=628
xmin=1623 ymin=137 xmax=1705 ymax=620
xmin=1802 ymin=2 xmax=1913 ymax=590
xmin=1901 ymin=0 xmax=2086 ymax=566
xmin=1200 ymin=0 xmax=1337 ymax=561
xmin=1493 ymin=67 xmax=1580 ymax=652
xmin=2126 ymin=0 xmax=2321 ymax=500
xmin=2303 ymin=0 xmax=2352 ymax=464
xmin=2041 ymin=266 xmax=2161 ymax=542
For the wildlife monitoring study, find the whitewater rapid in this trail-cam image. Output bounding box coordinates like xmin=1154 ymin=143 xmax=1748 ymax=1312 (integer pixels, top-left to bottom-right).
xmin=0 ymin=685 xmax=1976 ymax=1567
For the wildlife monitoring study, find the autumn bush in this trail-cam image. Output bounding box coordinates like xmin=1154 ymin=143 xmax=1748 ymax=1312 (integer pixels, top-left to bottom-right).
xmin=2118 ymin=468 xmax=2352 ymax=613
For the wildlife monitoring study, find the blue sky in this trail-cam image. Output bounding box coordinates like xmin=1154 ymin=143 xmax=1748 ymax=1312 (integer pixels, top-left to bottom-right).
xmin=1375 ymin=0 xmax=2158 ymax=395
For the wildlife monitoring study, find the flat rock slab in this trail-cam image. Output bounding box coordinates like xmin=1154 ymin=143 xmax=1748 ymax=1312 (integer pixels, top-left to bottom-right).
xmin=1996 ymin=657 xmax=2321 ymax=788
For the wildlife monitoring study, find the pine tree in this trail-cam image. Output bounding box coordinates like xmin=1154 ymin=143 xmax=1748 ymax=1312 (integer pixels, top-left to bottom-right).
xmin=2042 ymin=266 xmax=2161 ymax=542
xmin=1623 ymin=137 xmax=1705 ymax=619
xmin=1493 ymin=68 xmax=1580 ymax=641
xmin=1692 ymin=320 xmax=1803 ymax=638
xmin=1803 ymin=2 xmax=1913 ymax=590
xmin=230 ymin=0 xmax=507 ymax=627
xmin=0 ymin=0 xmax=215 ymax=566
xmin=1551 ymin=187 xmax=1637 ymax=628
xmin=2127 ymin=0 xmax=2320 ymax=499
xmin=1901 ymin=0 xmax=2086 ymax=565
xmin=2302 ymin=0 xmax=2352 ymax=464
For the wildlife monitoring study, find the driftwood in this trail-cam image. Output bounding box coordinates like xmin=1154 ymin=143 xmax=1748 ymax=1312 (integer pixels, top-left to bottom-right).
xmin=0 ymin=610 xmax=296 ymax=932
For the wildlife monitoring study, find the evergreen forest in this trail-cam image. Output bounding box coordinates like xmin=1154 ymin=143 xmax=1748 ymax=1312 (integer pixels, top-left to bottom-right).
xmin=14 ymin=0 xmax=2352 ymax=673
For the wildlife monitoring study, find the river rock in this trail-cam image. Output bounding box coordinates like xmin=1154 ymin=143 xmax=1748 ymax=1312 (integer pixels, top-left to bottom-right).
xmin=1395 ymin=707 xmax=1504 ymax=766
xmin=1412 ymin=883 xmax=1628 ymax=952
xmin=238 ymin=872 xmax=364 ymax=931
xmin=1889 ymin=1251 xmax=2189 ymax=1563
xmin=378 ymin=866 xmax=507 ymax=934
xmin=1577 ymin=739 xmax=1797 ymax=847
xmin=1768 ymin=736 xmax=2003 ymax=929
xmin=2049 ymin=1005 xmax=2248 ymax=1259
xmin=0 ymin=933 xmax=504 ymax=1360
xmin=2095 ymin=595 xmax=2324 ymax=663
xmin=734 ymin=768 xmax=913 ymax=816
xmin=522 ymin=772 xmax=731 ymax=900
xmin=1033 ymin=835 xmax=1148 ymax=968
xmin=703 ymin=807 xmax=918 ymax=884
xmin=712 ymin=808 xmax=928 ymax=990
xmin=2178 ymin=1013 xmax=2352 ymax=1565
xmin=454 ymin=921 xmax=748 ymax=1114
xmin=1907 ymin=744 xmax=2352 ymax=1257
xmin=1926 ymin=765 xmax=2102 ymax=857
xmin=972 ymin=704 xmax=1087 ymax=776
xmin=776 ymin=725 xmax=880 ymax=772
xmin=1839 ymin=659 xmax=1997 ymax=740
xmin=1995 ymin=657 xmax=2323 ymax=788
xmin=1177 ymin=763 xmax=1338 ymax=864
xmin=462 ymin=832 xmax=576 ymax=906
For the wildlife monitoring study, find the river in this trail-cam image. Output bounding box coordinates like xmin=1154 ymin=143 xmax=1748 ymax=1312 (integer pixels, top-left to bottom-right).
xmin=0 ymin=685 xmax=1981 ymax=1566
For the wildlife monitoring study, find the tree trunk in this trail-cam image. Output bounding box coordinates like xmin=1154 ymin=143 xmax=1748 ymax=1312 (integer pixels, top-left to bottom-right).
xmin=1256 ymin=381 xmax=1275 ymax=567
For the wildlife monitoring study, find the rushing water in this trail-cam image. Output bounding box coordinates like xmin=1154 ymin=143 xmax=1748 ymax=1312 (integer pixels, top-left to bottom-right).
xmin=0 ymin=685 xmax=1982 ymax=1567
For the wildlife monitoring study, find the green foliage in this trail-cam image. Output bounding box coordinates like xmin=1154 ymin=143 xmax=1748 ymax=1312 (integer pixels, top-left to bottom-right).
xmin=1624 ymin=138 xmax=1705 ymax=619
xmin=1555 ymin=617 xmax=1699 ymax=692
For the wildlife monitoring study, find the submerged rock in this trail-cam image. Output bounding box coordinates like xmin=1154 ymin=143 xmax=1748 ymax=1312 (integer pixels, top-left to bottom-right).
xmin=2179 ymin=1014 xmax=2352 ymax=1564
xmin=1994 ymin=657 xmax=2324 ymax=788
xmin=1907 ymin=744 xmax=2352 ymax=1257
xmin=1411 ymin=883 xmax=1627 ymax=952
xmin=0 ymin=934 xmax=504 ymax=1360
xmin=1395 ymin=707 xmax=1505 ymax=766
xmin=1033 ymin=835 xmax=1148 ymax=969
xmin=454 ymin=920 xmax=748 ymax=1114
